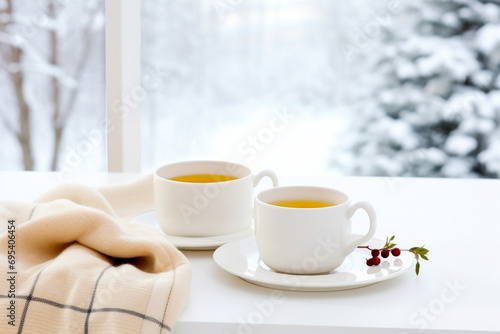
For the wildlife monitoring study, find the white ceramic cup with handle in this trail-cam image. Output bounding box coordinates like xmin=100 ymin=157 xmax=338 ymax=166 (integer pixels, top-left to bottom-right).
xmin=154 ymin=160 xmax=278 ymax=237
xmin=255 ymin=186 xmax=377 ymax=274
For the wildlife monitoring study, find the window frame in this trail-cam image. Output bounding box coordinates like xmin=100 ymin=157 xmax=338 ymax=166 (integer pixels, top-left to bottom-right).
xmin=105 ymin=0 xmax=141 ymax=172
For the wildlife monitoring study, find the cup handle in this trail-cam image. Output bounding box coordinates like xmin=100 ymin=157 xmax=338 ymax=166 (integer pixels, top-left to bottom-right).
xmin=343 ymin=201 xmax=377 ymax=257
xmin=253 ymin=170 xmax=278 ymax=188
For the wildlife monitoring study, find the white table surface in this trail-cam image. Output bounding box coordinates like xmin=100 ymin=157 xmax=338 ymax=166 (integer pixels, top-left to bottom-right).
xmin=1 ymin=172 xmax=499 ymax=334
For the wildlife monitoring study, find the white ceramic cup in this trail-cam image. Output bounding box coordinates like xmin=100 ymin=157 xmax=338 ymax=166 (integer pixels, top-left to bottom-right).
xmin=154 ymin=160 xmax=278 ymax=237
xmin=255 ymin=186 xmax=377 ymax=274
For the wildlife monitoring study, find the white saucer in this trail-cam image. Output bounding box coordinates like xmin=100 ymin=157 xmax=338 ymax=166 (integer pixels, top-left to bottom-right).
xmin=213 ymin=236 xmax=415 ymax=291
xmin=164 ymin=228 xmax=254 ymax=250
xmin=131 ymin=211 xmax=254 ymax=250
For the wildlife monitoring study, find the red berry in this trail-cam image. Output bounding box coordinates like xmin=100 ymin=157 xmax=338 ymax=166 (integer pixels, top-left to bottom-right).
xmin=381 ymin=249 xmax=390 ymax=258
xmin=391 ymin=248 xmax=401 ymax=257
xmin=373 ymin=256 xmax=381 ymax=265
xmin=371 ymin=249 xmax=380 ymax=257
xmin=366 ymin=258 xmax=375 ymax=266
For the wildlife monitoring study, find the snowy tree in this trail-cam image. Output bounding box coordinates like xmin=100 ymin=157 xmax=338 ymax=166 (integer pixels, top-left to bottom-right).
xmin=0 ymin=0 xmax=104 ymax=171
xmin=339 ymin=0 xmax=500 ymax=178
xmin=0 ymin=0 xmax=33 ymax=169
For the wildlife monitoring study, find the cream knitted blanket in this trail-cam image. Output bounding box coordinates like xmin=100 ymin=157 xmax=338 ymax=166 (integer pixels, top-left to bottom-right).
xmin=0 ymin=175 xmax=191 ymax=333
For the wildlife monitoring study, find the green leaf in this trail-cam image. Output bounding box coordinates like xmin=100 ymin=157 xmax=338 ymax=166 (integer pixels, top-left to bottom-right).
xmin=415 ymin=262 xmax=420 ymax=275
xmin=410 ymin=247 xmax=419 ymax=251
xmin=389 ymin=235 xmax=395 ymax=241
xmin=420 ymin=254 xmax=429 ymax=261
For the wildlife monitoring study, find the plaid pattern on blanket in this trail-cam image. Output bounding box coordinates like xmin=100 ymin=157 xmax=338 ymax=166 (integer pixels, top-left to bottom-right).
xmin=0 ymin=175 xmax=191 ymax=333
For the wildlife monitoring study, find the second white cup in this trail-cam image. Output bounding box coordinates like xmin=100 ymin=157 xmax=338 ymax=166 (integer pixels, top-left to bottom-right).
xmin=255 ymin=186 xmax=377 ymax=274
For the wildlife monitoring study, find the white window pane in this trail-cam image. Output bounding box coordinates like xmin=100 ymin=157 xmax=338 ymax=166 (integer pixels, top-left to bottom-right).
xmin=141 ymin=0 xmax=500 ymax=178
xmin=0 ymin=0 xmax=106 ymax=172
xmin=140 ymin=0 xmax=375 ymax=176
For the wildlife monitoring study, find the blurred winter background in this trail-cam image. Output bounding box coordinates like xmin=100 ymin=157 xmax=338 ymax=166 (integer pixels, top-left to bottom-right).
xmin=0 ymin=0 xmax=105 ymax=172
xmin=1 ymin=0 xmax=500 ymax=178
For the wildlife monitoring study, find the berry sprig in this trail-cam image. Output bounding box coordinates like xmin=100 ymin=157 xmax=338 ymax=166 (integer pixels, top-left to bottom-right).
xmin=357 ymin=235 xmax=430 ymax=275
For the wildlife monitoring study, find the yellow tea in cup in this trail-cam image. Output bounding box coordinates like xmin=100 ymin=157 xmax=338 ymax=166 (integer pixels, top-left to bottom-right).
xmin=270 ymin=199 xmax=337 ymax=208
xmin=170 ymin=174 xmax=238 ymax=183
